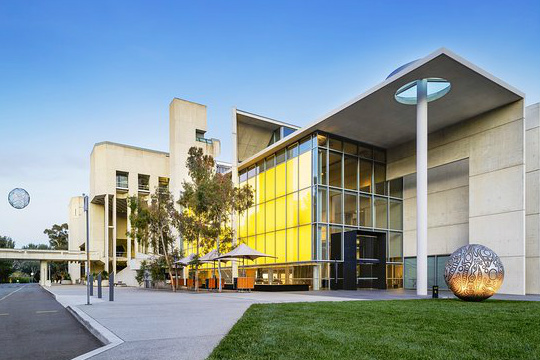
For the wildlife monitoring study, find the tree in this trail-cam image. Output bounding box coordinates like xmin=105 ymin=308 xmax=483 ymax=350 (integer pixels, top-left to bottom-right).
xmin=13 ymin=243 xmax=49 ymax=282
xmin=44 ymin=223 xmax=68 ymax=250
xmin=127 ymin=190 xmax=179 ymax=291
xmin=177 ymin=147 xmax=254 ymax=291
xmin=0 ymin=236 xmax=15 ymax=283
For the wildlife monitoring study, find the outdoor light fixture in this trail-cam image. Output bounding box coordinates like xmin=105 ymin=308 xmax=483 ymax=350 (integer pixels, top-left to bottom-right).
xmin=394 ymin=76 xmax=451 ymax=296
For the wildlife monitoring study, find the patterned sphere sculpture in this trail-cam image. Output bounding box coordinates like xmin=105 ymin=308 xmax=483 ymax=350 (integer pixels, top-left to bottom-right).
xmin=8 ymin=188 xmax=30 ymax=209
xmin=444 ymin=244 xmax=504 ymax=301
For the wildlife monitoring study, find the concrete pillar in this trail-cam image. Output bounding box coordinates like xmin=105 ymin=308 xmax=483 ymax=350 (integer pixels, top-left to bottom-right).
xmin=416 ymin=79 xmax=428 ymax=296
xmin=112 ymin=195 xmax=117 ymax=275
xmin=68 ymin=261 xmax=81 ymax=283
xmin=40 ymin=260 xmax=48 ymax=286
xmin=104 ymin=194 xmax=109 ymax=273
xmin=231 ymin=107 xmax=239 ymax=278
xmin=312 ymin=264 xmax=320 ymax=290
xmin=127 ymin=201 xmax=132 ymax=260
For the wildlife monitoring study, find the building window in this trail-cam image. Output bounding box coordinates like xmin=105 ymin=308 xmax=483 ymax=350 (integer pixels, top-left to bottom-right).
xmin=116 ymin=171 xmax=128 ymax=189
xmin=329 ymin=189 xmax=342 ymax=224
xmin=374 ymin=197 xmax=388 ymax=229
xmin=343 ymin=155 xmax=357 ymax=190
xmin=158 ymin=177 xmax=169 ymax=192
xmin=359 ymin=195 xmax=372 ymax=227
xmin=328 ymin=151 xmax=342 ymax=188
xmin=138 ymin=174 xmax=150 ymax=192
xmin=343 ymin=192 xmax=357 ymax=226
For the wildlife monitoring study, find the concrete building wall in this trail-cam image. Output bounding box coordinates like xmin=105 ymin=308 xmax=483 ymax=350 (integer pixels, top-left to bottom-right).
xmin=387 ymin=100 xmax=526 ymax=295
xmin=525 ymin=103 xmax=540 ymax=294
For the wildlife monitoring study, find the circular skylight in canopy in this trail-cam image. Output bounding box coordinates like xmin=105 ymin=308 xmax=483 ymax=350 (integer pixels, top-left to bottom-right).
xmin=395 ymin=78 xmax=451 ymax=105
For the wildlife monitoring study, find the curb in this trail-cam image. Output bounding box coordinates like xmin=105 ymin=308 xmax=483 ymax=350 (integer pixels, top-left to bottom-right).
xmin=41 ymin=285 xmax=124 ymax=359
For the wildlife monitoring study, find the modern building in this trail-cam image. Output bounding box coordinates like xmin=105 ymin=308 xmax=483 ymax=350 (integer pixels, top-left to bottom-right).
xmin=67 ymin=98 xmax=228 ymax=285
xmin=66 ymin=48 xmax=539 ymax=295
xmin=231 ymin=48 xmax=539 ymax=295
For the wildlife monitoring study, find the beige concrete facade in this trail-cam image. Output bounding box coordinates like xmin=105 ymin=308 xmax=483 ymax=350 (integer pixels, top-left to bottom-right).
xmin=387 ymin=101 xmax=527 ymax=294
xmin=67 ymin=98 xmax=226 ymax=285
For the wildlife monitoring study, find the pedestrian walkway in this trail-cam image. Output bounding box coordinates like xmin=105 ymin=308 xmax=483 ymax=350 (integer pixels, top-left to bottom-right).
xmin=47 ymin=285 xmax=540 ymax=360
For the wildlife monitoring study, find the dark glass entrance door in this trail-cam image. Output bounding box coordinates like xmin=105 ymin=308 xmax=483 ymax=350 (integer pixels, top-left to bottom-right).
xmin=357 ymin=235 xmax=381 ymax=288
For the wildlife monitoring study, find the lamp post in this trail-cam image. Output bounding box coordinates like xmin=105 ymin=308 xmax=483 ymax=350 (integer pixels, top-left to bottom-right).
xmin=395 ymin=78 xmax=450 ymax=296
xmin=83 ymin=193 xmax=90 ymax=305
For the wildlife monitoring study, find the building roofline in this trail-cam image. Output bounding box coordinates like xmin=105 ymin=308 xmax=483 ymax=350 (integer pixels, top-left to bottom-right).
xmin=236 ymin=109 xmax=300 ymax=129
xmin=237 ymin=47 xmax=525 ymax=170
xmin=92 ymin=141 xmax=169 ymax=156
xmin=169 ymin=97 xmax=207 ymax=108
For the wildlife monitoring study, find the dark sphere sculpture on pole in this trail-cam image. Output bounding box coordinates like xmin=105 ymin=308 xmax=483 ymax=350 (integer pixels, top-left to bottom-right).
xmin=444 ymin=244 xmax=504 ymax=301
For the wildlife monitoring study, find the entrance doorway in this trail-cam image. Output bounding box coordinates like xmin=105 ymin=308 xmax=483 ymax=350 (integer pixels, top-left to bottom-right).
xmin=330 ymin=230 xmax=386 ymax=290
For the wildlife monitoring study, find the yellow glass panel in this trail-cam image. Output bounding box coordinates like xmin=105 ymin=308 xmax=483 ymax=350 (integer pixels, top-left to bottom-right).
xmin=256 ymin=234 xmax=265 ymax=264
xmin=276 ymin=230 xmax=286 ymax=263
xmin=239 ymin=211 xmax=247 ymax=238
xmin=299 ymin=187 xmax=311 ymax=225
xmin=256 ymin=172 xmax=265 ymax=204
xmin=276 ymin=196 xmax=286 ymax=230
xmin=265 ymin=201 xmax=275 ymax=232
xmin=287 ymin=227 xmax=298 ymax=262
xmin=265 ymin=232 xmax=275 ymax=264
xmin=248 ymin=176 xmax=256 ymax=203
xmin=265 ymin=168 xmax=275 ymax=200
xmin=287 ymin=192 xmax=298 ymax=228
xmin=256 ymin=204 xmax=265 ymax=234
xmin=299 ymin=151 xmax=311 ymax=190
xmin=247 ymin=207 xmax=256 ymax=236
xmin=299 ymin=225 xmax=312 ymax=261
xmin=275 ymin=163 xmax=286 ymax=198
xmin=286 ymin=158 xmax=298 ymax=194
xmin=247 ymin=236 xmax=255 ymax=252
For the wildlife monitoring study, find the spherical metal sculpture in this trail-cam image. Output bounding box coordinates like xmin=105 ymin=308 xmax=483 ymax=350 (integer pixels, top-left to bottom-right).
xmin=8 ymin=188 xmax=30 ymax=209
xmin=444 ymin=244 xmax=504 ymax=301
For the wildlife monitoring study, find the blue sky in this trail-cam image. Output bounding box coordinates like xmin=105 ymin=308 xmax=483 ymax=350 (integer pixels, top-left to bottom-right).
xmin=1 ymin=1 xmax=539 ymax=246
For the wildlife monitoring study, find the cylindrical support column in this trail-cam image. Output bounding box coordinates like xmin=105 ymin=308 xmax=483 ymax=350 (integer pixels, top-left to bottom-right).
xmin=416 ymin=79 xmax=428 ymax=296
xmin=104 ymin=194 xmax=109 ymax=273
xmin=231 ymin=107 xmax=239 ymax=279
xmin=127 ymin=202 xmax=132 ymax=261
xmin=40 ymin=260 xmax=48 ymax=286
xmin=112 ymin=195 xmax=117 ymax=275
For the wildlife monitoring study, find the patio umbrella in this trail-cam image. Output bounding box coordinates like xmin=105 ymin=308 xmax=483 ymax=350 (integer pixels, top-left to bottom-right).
xmin=216 ymin=244 xmax=276 ymax=276
xmin=174 ymin=253 xmax=196 ymax=266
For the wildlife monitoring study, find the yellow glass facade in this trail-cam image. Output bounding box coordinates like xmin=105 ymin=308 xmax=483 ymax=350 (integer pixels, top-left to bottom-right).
xmin=238 ymin=139 xmax=313 ymax=266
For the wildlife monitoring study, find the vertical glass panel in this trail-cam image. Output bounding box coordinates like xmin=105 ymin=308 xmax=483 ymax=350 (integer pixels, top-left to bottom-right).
xmin=248 ymin=174 xmax=256 ymax=203
xmin=428 ymin=256 xmax=436 ymax=288
xmin=374 ymin=163 xmax=386 ymax=195
xmin=299 ymin=137 xmax=311 ymax=154
xmin=358 ymin=145 xmax=373 ymax=159
xmin=275 ymin=163 xmax=286 ymax=198
xmin=248 ymin=206 xmax=256 ymax=236
xmin=319 ymin=225 xmax=328 ymax=260
xmin=299 ymin=188 xmax=311 ymax=225
xmin=312 ymin=149 xmax=318 ymax=186
xmin=329 ymin=190 xmax=343 ymax=224
xmin=343 ymin=193 xmax=357 ymax=226
xmin=389 ymin=200 xmax=403 ymax=230
xmin=389 ymin=178 xmax=403 ymax=198
xmin=343 ymin=141 xmax=357 ymax=155
xmin=388 ymin=232 xmax=403 ymax=262
xmin=317 ymin=134 xmax=328 ymax=147
xmin=287 ymin=144 xmax=298 ymax=159
xmin=256 ymin=203 xmax=265 ymax=234
xmin=404 ymin=257 xmax=416 ymax=289
xmin=299 ymin=225 xmax=312 ymax=261
xmin=256 ymin=234 xmax=266 ymax=265
xmin=286 ymin=157 xmax=298 ymax=194
xmin=247 ymin=236 xmax=255 ymax=254
xmin=359 ymin=195 xmax=372 ymax=227
xmin=256 ymin=172 xmax=265 ymax=204
xmin=239 ymin=210 xmax=247 ymax=238
xmin=239 ymin=169 xmax=247 ymax=183
xmin=343 ymin=155 xmax=358 ymax=190
xmin=374 ymin=197 xmax=388 ymax=229
xmin=265 ymin=155 xmax=275 ymax=169
xmin=265 ymin=232 xmax=275 ymax=264
xmin=359 ymin=160 xmax=372 ymax=193
xmin=317 ymin=188 xmax=328 ymax=223
xmin=275 ymin=196 xmax=286 ymax=230
xmin=374 ymin=148 xmax=386 ymax=162
xmin=276 ymin=230 xmax=286 ymax=263
xmin=328 ymin=151 xmax=342 ymax=188
xmin=436 ymin=256 xmax=449 ymax=290
xmin=329 ymin=137 xmax=343 ymax=151
xmin=318 ymin=149 xmax=327 ymax=185
xmin=330 ymin=226 xmax=342 ymax=260
xmin=287 ymin=227 xmax=298 ymax=262
xmin=276 ymin=149 xmax=286 ymax=164
xmin=265 ymin=167 xmax=275 ymax=200
xmin=298 ymin=151 xmax=311 ymax=189
xmin=287 ymin=192 xmax=298 ymax=228
xmin=265 ymin=200 xmax=275 ymax=232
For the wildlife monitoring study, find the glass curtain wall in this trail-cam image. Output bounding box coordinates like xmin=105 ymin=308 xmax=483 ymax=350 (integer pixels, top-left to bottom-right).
xmin=313 ymin=132 xmax=404 ymax=289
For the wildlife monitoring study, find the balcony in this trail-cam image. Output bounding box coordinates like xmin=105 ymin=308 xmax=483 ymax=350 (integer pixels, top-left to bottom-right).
xmin=138 ymin=174 xmax=150 ymax=193
xmin=196 ymin=136 xmax=213 ymax=145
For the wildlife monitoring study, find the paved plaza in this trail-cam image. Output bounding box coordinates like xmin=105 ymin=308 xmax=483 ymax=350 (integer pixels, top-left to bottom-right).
xmin=46 ymin=285 xmax=540 ymax=360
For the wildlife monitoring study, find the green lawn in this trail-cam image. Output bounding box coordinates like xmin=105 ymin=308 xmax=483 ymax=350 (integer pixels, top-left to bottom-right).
xmin=208 ymin=299 xmax=540 ymax=360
